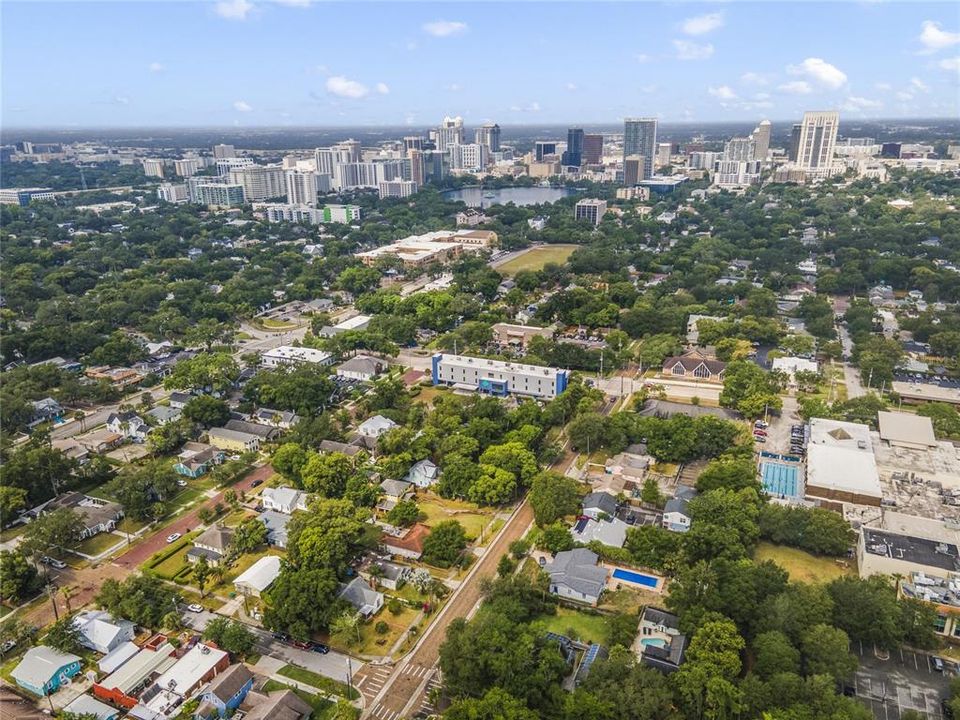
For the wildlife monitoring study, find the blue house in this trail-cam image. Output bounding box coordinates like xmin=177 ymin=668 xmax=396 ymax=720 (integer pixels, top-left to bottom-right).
xmin=11 ymin=645 xmax=82 ymax=696
xmin=195 ymin=663 xmax=254 ymax=719
xmin=174 ymin=445 xmax=225 ymax=478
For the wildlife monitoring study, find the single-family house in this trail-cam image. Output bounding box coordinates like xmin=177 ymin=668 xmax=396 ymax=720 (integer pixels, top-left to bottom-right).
xmin=251 ymin=408 xmax=299 ymax=429
xmin=544 ymin=548 xmax=608 ymax=606
xmin=195 ymin=664 xmax=255 ymax=720
xmin=356 ymin=415 xmax=398 ymax=439
xmin=319 ymin=439 xmax=364 ymax=457
xmin=380 ymin=479 xmax=413 ymax=503
xmin=336 ymin=355 xmax=387 ymax=382
xmin=662 ymin=487 xmax=696 ymax=533
xmin=633 ymin=607 xmax=687 ymax=674
xmin=261 ymin=487 xmax=308 ymax=515
xmin=107 ymin=411 xmax=150 ymax=443
xmin=30 ymin=397 xmax=64 ymax=427
xmin=169 ymin=392 xmax=192 ymax=410
xmin=41 ymin=492 xmax=124 ymax=539
xmin=570 ymin=516 xmax=629 ymax=548
xmin=224 ymin=419 xmax=283 ymax=441
xmin=234 ymin=555 xmax=282 ymax=598
xmin=338 ymin=577 xmax=384 ymax=618
xmin=208 ymin=427 xmax=260 ymax=453
xmin=174 ymin=443 xmax=225 ymax=478
xmin=187 ymin=525 xmax=234 ymax=564
xmin=258 ymin=510 xmax=292 ymax=548
xmin=145 ymin=406 xmax=182 ymax=426
xmin=11 ymin=646 xmax=83 ymax=696
xmin=582 ymin=492 xmax=618 ymax=521
xmin=73 ymin=610 xmax=136 ymax=654
xmin=406 ymin=459 xmax=440 ymax=489
xmin=76 ymin=428 xmax=124 ymax=454
xmin=63 ymin=694 xmax=121 ymax=720
xmin=237 ymin=689 xmax=311 ymax=720
xmin=361 ymin=559 xmax=412 ymax=591
xmin=662 ymin=350 xmax=726 ymax=383
xmin=382 ymin=523 xmax=430 ymax=560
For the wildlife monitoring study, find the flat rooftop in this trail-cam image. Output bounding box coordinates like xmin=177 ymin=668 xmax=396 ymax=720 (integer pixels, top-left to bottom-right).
xmin=878 ymin=411 xmax=938 ymax=449
xmin=435 ymin=353 xmax=561 ymax=377
xmin=863 ymin=527 xmax=960 ymax=573
xmin=806 ymin=418 xmax=882 ymax=499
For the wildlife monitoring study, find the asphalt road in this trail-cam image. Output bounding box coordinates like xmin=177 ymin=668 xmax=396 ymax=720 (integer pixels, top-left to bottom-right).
xmin=181 ymin=608 xmax=360 ymax=682
xmin=50 ymin=387 xmax=173 ymax=440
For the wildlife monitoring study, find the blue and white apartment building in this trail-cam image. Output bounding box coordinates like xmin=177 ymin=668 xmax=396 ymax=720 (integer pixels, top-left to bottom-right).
xmin=431 ymin=353 xmax=568 ymax=399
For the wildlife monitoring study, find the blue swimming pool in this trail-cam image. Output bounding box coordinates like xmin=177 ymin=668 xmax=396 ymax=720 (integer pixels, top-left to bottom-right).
xmin=611 ymin=568 xmax=659 ymax=588
xmin=760 ymin=461 xmax=801 ymax=499
xmin=641 ymin=638 xmax=667 ymax=648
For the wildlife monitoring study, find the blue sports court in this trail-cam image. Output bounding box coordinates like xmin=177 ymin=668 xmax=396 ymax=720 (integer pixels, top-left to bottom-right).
xmin=760 ymin=461 xmax=802 ymax=499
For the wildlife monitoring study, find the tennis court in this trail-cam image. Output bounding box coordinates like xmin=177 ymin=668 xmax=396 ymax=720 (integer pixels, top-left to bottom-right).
xmin=760 ymin=461 xmax=802 ymax=499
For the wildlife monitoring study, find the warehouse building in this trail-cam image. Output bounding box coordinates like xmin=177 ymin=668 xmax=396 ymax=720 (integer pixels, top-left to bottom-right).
xmin=431 ymin=353 xmax=568 ymax=399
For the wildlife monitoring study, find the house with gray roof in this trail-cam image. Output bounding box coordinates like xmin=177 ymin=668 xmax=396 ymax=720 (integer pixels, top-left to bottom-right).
xmin=361 ymin=559 xmax=412 ymax=591
xmin=356 ymin=414 xmax=398 ymax=438
xmin=224 ymin=418 xmax=283 ymax=440
xmin=319 ymin=439 xmax=364 ymax=457
xmin=261 ymin=487 xmax=308 ymax=515
xmin=634 ymin=607 xmax=688 ymax=674
xmin=582 ymin=491 xmax=618 ymax=520
xmin=188 ymin=525 xmax=234 ymax=564
xmin=73 ymin=610 xmax=136 ymax=655
xmin=544 ymin=548 xmax=608 ymax=606
xmin=338 ymin=577 xmax=384 ymax=617
xmin=662 ymin=486 xmax=696 ymax=533
xmin=336 ymin=355 xmax=387 ymax=382
xmin=11 ymin=645 xmax=82 ymax=696
xmin=145 ymin=406 xmax=182 ymax=426
xmin=195 ymin=663 xmax=254 ymax=719
xmin=571 ymin=516 xmax=629 ymax=548
xmin=258 ymin=510 xmax=292 ymax=548
xmin=406 ymin=459 xmax=440 ymax=488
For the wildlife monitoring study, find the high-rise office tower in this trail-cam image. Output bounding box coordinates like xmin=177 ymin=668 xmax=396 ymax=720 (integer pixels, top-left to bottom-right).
xmin=623 ymin=118 xmax=657 ymax=180
xmin=408 ymin=149 xmax=425 ymax=186
xmin=213 ymin=144 xmax=236 ymax=159
xmin=562 ymin=128 xmax=584 ymax=167
xmin=475 ymin=123 xmax=501 ymax=153
xmin=436 ymin=116 xmax=465 ymax=152
xmin=796 ymin=111 xmax=839 ymax=175
xmin=582 ymin=134 xmax=603 ymax=165
xmin=403 ymin=136 xmax=424 ymax=155
xmin=450 ymin=144 xmax=488 ymax=172
xmin=788 ymin=124 xmax=803 ymax=162
xmin=655 ymin=142 xmax=673 ymax=169
xmin=623 ymin=155 xmax=644 ymax=186
xmin=751 ymin=120 xmax=772 ymax=160
xmin=285 ymin=170 xmax=318 ymax=207
xmin=535 ymin=141 xmax=558 ymax=162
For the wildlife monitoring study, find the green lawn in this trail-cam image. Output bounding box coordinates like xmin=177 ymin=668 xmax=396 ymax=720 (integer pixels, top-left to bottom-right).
xmin=754 ymin=542 xmax=854 ymax=583
xmin=0 ymin=524 xmax=27 ymax=543
xmin=117 ymin=517 xmax=149 ymax=534
xmin=352 ymin=605 xmax=421 ymax=657
xmin=277 ymin=665 xmax=358 ymax=700
xmin=75 ymin=532 xmax=123 ymax=557
xmin=417 ymin=496 xmax=494 ymax=541
xmin=496 ymin=244 xmax=579 ymax=275
xmin=537 ymin=607 xmax=609 ymax=646
xmin=213 ymin=548 xmax=284 ymax=592
xmin=151 ymin=548 xmax=192 ymax=580
xmin=261 ymin=680 xmax=336 ymax=717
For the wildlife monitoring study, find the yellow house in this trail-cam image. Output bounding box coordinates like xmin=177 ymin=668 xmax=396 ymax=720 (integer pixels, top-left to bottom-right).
xmin=207 ymin=427 xmax=260 ymax=453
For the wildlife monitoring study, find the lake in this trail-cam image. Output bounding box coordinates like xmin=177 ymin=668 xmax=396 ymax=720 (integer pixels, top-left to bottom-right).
xmin=444 ymin=186 xmax=578 ymax=208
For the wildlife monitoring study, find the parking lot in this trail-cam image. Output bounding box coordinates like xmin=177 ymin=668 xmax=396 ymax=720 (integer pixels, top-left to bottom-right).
xmin=852 ymin=643 xmax=953 ymax=720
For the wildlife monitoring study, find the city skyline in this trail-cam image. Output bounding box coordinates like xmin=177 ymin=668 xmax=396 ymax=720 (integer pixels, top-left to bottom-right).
xmin=2 ymin=1 xmax=958 ymax=128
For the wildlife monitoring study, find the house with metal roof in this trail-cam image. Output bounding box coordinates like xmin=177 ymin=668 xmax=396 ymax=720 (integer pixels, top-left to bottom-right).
xmin=234 ymin=555 xmax=282 ymax=597
xmin=73 ymin=610 xmax=136 ymax=655
xmin=406 ymin=459 xmax=440 ymax=489
xmin=570 ymin=516 xmax=629 ymax=548
xmin=93 ymin=641 xmax=177 ymax=708
xmin=195 ymin=664 xmax=255 ymax=719
xmin=63 ymin=693 xmax=120 ymax=720
xmin=356 ymin=415 xmax=398 ymax=438
xmin=11 ymin=646 xmax=82 ymax=696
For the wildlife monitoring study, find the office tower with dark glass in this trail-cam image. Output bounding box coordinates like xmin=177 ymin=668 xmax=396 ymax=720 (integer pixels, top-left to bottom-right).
xmin=562 ymin=128 xmax=584 ymax=167
xmin=535 ymin=141 xmax=558 ymax=162
xmin=623 ymin=118 xmax=657 ymax=181
xmin=582 ymin=134 xmax=603 ymax=165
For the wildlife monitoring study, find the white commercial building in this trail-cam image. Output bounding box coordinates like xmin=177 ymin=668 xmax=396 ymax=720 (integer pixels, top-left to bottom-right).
xmin=796 ymin=111 xmax=841 ymax=178
xmin=379 ymin=179 xmax=419 ymax=198
xmin=157 ymin=183 xmax=188 ymax=204
xmin=285 ymin=169 xmax=319 ymax=206
xmin=431 ymin=353 xmax=569 ymax=399
xmin=575 ymin=199 xmax=607 ymax=226
xmin=261 ymin=345 xmax=333 ymax=368
xmin=254 ymin=202 xmax=359 ymax=225
xmin=805 ymin=418 xmax=882 ymax=506
xmin=174 ymin=158 xmax=202 ymax=177
xmin=141 ymin=159 xmax=165 ymax=178
xmin=450 ymin=143 xmax=488 ymax=172
xmin=228 ymin=164 xmax=287 ymax=202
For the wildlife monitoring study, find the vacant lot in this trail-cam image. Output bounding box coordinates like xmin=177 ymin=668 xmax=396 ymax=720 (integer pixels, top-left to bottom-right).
xmin=496 ymin=244 xmax=579 ymax=275
xmin=537 ymin=607 xmax=609 ymax=646
xmin=418 ymin=495 xmax=495 ymax=541
xmin=754 ymin=542 xmax=853 ymax=583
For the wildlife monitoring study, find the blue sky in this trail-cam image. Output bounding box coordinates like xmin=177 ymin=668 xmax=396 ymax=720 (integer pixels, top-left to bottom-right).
xmin=2 ymin=1 xmax=958 ymax=127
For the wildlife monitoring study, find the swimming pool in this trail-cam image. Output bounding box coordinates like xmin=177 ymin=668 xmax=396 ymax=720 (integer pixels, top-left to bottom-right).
xmin=760 ymin=461 xmax=801 ymax=498
xmin=611 ymin=568 xmax=659 ymax=588
xmin=640 ymin=638 xmax=667 ymax=648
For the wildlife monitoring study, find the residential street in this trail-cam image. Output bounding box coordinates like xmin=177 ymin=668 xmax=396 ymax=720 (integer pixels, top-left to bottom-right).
xmin=49 ymin=387 xmax=173 ymax=440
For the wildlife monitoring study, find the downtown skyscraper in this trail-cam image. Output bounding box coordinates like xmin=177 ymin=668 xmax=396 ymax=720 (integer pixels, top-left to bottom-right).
xmin=623 ymin=118 xmax=657 ymax=181
xmin=562 ymin=128 xmax=584 ymax=168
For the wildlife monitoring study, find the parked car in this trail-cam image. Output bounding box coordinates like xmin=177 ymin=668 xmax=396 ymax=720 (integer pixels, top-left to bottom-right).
xmin=311 ymin=643 xmax=330 ymax=654
xmin=290 ymin=639 xmax=312 ymax=650
xmin=186 ymin=604 xmax=204 ymax=613
xmin=166 ymin=533 xmax=182 ymax=543
xmin=754 ymin=420 xmax=769 ymax=429
xmin=0 ymin=640 xmax=16 ymax=655
xmin=754 ymin=436 xmax=766 ymax=443
xmin=272 ymin=632 xmax=290 ymax=643
xmin=41 ymin=556 xmax=66 ymax=569
xmin=176 ymin=480 xmax=188 ymax=487
xmin=933 ymin=656 xmax=945 ymax=673
xmin=251 ymin=479 xmax=264 ymax=488
xmin=753 ymin=429 xmax=768 ymax=437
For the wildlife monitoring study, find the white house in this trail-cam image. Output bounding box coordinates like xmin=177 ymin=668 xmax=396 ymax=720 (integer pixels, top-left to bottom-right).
xmin=405 ymin=459 xmax=440 ymax=489
xmin=234 ymin=555 xmax=282 ymax=598
xmin=336 ymin=355 xmax=387 ymax=382
xmin=261 ymin=487 xmax=308 ymax=515
xmin=106 ymin=412 xmax=149 ymax=443
xmin=662 ymin=487 xmax=696 ymax=533
xmin=357 ymin=415 xmax=398 ymax=438
xmin=72 ymin=611 xmax=136 ymax=655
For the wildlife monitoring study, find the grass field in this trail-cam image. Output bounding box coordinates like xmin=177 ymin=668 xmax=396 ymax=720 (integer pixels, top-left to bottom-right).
xmin=754 ymin=542 xmax=854 ymax=583
xmin=496 ymin=244 xmax=579 ymax=275
xmin=537 ymin=607 xmax=609 ymax=645
xmin=418 ymin=496 xmax=494 ymax=541
xmin=277 ymin=665 xmax=358 ymax=700
xmin=353 ymin=605 xmax=421 ymax=657
xmin=75 ymin=532 xmax=123 ymax=557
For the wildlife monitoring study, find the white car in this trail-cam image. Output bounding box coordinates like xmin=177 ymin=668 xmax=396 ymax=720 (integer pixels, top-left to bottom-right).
xmin=166 ymin=533 xmax=182 ymax=543
xmin=186 ymin=604 xmax=204 ymax=613
xmin=176 ymin=479 xmax=188 ymax=487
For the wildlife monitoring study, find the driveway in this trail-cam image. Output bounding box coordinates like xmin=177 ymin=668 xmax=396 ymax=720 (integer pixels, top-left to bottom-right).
xmin=181 ymin=609 xmax=361 ymax=683
xmin=113 ymin=464 xmax=274 ymax=569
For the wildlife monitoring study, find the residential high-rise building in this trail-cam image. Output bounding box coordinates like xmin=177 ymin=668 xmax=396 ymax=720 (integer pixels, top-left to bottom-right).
xmin=562 ymin=128 xmax=584 ymax=167
xmin=751 ymin=120 xmax=772 ymax=160
xmin=216 ymin=157 xmax=254 ymax=176
xmin=436 ymin=116 xmax=464 ymax=152
xmin=535 ymin=141 xmax=558 ymax=162
xmin=333 ymin=159 xmax=409 ymax=191
xmin=623 ymin=155 xmax=644 ymax=186
xmin=142 ymin=159 xmax=165 ymax=178
xmin=174 ymin=158 xmax=202 ymax=177
xmin=788 ymin=124 xmax=803 ymax=162
xmin=213 ymin=144 xmax=236 ymax=159
xmin=156 ymin=183 xmax=188 ymax=204
xmin=379 ymin=179 xmax=419 ymax=198
xmin=475 ymin=123 xmax=501 ymax=153
xmin=655 ymin=142 xmax=673 ymax=169
xmin=403 ymin=136 xmax=424 ymax=155
xmin=194 ymin=183 xmax=245 ymax=207
xmin=331 ymin=140 xmax=362 ymax=165
xmin=408 ymin=148 xmax=425 ymax=187
xmin=688 ymin=151 xmax=722 ymax=170
xmin=315 ymin=147 xmax=334 ymax=175
xmin=450 ymin=144 xmax=488 ymax=172
xmin=582 ymin=134 xmax=604 ymax=165
xmin=574 ymin=199 xmax=607 ymax=226
xmin=796 ymin=111 xmax=839 ymax=176
xmin=285 ymin=170 xmax=318 ymax=207
xmin=723 ymin=137 xmax=756 ymax=162
xmin=228 ymin=165 xmax=287 ymax=202
xmin=623 ymin=118 xmax=657 ymax=180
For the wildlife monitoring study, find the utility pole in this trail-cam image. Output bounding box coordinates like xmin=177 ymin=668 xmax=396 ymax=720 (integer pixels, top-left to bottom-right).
xmin=47 ymin=584 xmax=59 ymax=622
xmin=346 ymin=657 xmax=354 ymax=700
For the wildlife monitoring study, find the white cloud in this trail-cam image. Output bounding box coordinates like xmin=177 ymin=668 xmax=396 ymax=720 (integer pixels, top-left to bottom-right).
xmin=530 ymin=102 xmax=541 ymax=112
xmin=842 ymin=96 xmax=882 ymax=112
xmin=682 ymin=12 xmax=724 ymax=36
xmin=271 ymin=0 xmax=311 ymax=6
xmin=673 ymin=39 xmax=714 ymax=61
xmin=787 ymin=57 xmax=847 ymax=89
xmin=635 ymin=53 xmax=651 ymax=63
xmin=214 ymin=0 xmax=254 ymax=21
xmin=753 ymin=92 xmax=771 ymax=100
xmin=326 ymin=76 xmax=369 ymax=99
xmin=422 ymin=20 xmax=467 ymax=37
xmin=148 ymin=62 xmax=165 ymax=73
xmin=376 ymin=82 xmax=390 ymax=95
xmin=779 ymin=80 xmax=813 ymax=94
xmin=874 ymin=82 xmax=892 ymax=91
xmin=509 ymin=102 xmax=541 ymax=113
xmin=940 ymin=56 xmax=960 ymax=71
xmin=895 ymin=90 xmax=913 ymax=102
xmin=233 ymin=100 xmax=252 ymax=112
xmin=918 ymin=20 xmax=960 ymax=54
xmin=911 ymin=76 xmax=930 ymax=92
xmin=740 ymin=72 xmax=769 ymax=86
xmin=565 ymin=82 xmax=577 ymax=91
xmin=708 ymin=85 xmax=737 ymax=100
xmin=447 ymin=83 xmax=461 ymax=92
